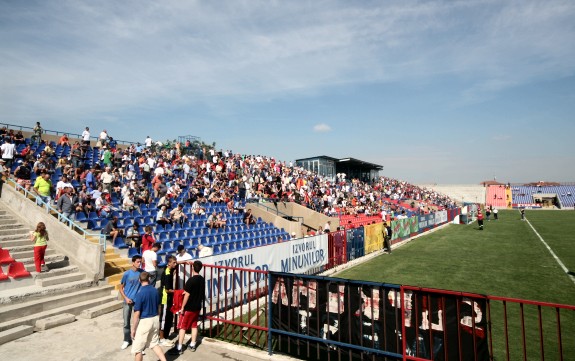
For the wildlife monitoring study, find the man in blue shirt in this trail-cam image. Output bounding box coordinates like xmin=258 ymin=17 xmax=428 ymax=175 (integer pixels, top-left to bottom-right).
xmin=119 ymin=255 xmax=143 ymax=350
xmin=131 ymin=272 xmax=167 ymax=361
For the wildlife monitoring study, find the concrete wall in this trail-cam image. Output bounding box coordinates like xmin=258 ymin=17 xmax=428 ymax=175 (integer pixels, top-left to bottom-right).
xmin=1 ymin=185 xmax=104 ymax=281
xmin=248 ymin=204 xmax=301 ymax=239
xmin=251 ymin=201 xmax=339 ymax=238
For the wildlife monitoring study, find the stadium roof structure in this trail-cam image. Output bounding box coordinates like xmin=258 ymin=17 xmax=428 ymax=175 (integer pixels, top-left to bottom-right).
xmin=480 ymin=180 xmax=506 ymax=186
xmin=337 ymin=157 xmax=383 ymax=171
xmin=295 ymin=155 xmax=383 ymax=182
xmin=295 ymin=156 xmax=382 ymax=170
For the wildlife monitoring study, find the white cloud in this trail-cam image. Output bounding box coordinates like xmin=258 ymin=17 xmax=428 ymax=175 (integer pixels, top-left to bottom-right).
xmin=313 ymin=123 xmax=332 ymax=132
xmin=0 ymin=0 xmax=574 ymax=123
xmin=492 ymin=135 xmax=511 ymax=141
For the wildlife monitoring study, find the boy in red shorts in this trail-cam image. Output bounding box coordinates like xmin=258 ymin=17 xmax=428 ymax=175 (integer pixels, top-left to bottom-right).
xmin=169 ymin=260 xmax=205 ymax=355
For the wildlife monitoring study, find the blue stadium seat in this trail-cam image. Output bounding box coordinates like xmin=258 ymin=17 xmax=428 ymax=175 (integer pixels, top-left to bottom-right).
xmin=114 ymin=237 xmax=128 ymax=249
xmin=75 ymin=212 xmax=87 ymax=223
xmin=128 ymin=248 xmax=141 ymax=258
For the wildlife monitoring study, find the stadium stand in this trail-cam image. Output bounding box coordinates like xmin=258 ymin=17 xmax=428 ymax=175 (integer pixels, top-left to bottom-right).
xmin=511 ymin=185 xmax=575 ymax=209
xmin=486 ymin=185 xmax=508 ymax=208
xmin=2 ymin=124 xmax=458 ymax=269
xmin=417 ymin=184 xmax=486 ymax=207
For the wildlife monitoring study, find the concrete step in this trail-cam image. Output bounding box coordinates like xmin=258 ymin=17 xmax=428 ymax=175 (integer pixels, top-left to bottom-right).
xmin=34 ymin=313 xmax=76 ymax=331
xmin=11 ymin=249 xmax=57 ymax=260
xmin=0 ymin=233 xmax=30 ymax=242
xmin=79 ymin=300 xmax=123 ymax=319
xmin=0 ymin=224 xmax=26 ymax=230
xmin=0 ymin=325 xmax=33 ymax=346
xmin=0 ymin=278 xmax=96 ymax=306
xmin=3 ymin=244 xmax=34 ymax=253
xmin=0 ymin=228 xmax=29 ymax=236
xmin=0 ymin=294 xmax=118 ymax=333
xmin=0 ymin=285 xmax=114 ymax=324
xmin=0 ymin=219 xmax=23 ymax=226
xmin=18 ymin=253 xmax=66 ymax=266
xmin=36 ymin=272 xmax=86 ymax=287
xmin=24 ymin=257 xmax=70 ymax=273
xmin=34 ymin=265 xmax=79 ymax=280
xmin=0 ymin=239 xmax=30 ymax=248
xmin=106 ymin=273 xmax=124 ymax=285
xmin=104 ymin=252 xmax=124 ymax=261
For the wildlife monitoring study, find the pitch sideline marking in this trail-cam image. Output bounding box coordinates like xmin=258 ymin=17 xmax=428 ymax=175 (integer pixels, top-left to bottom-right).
xmin=525 ymin=217 xmax=575 ymax=285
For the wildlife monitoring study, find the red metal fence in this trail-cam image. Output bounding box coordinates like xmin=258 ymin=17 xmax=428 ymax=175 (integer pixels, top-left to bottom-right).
xmin=486 ymin=295 xmax=575 ymax=361
xmin=176 ymin=264 xmax=270 ymax=348
xmin=326 ymin=230 xmax=347 ymax=270
xmin=401 ymin=286 xmax=575 ymax=361
xmin=173 ymin=264 xmax=574 ymax=360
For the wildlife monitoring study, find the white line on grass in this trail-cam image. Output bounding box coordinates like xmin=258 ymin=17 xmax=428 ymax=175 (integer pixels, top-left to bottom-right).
xmin=525 ymin=218 xmax=575 ymax=286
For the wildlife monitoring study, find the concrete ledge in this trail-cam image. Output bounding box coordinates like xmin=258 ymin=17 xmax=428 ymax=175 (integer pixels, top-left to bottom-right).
xmin=0 ymin=325 xmax=33 ymax=345
xmin=0 ymin=279 xmax=95 ymax=305
xmin=36 ymin=273 xmax=86 ymax=287
xmin=0 ymin=275 xmax=36 ymax=292
xmin=0 ymin=294 xmax=116 ymax=332
xmin=34 ymin=313 xmax=76 ymax=331
xmin=34 ymin=265 xmax=79 ymax=280
xmin=0 ymin=239 xmax=29 ymax=248
xmin=78 ymin=300 xmax=123 ymax=319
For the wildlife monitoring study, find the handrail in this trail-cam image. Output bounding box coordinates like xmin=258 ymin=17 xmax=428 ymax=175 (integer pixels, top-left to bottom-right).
xmin=7 ymin=178 xmax=107 ymax=251
xmin=0 ymin=121 xmax=134 ymax=146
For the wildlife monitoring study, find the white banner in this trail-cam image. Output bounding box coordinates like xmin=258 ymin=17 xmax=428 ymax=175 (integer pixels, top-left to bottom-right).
xmin=188 ymin=234 xmax=329 ymax=306
xmin=434 ymin=210 xmax=448 ymax=225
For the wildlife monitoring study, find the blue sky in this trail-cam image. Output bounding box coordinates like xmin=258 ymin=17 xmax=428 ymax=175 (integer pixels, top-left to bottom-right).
xmin=1 ymin=1 xmax=574 ymax=184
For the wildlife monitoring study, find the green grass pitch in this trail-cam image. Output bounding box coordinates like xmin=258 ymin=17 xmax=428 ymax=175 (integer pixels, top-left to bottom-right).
xmin=335 ymin=209 xmax=575 ymax=360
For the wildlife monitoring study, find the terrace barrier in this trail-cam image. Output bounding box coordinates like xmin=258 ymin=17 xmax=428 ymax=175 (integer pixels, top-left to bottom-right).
xmin=171 ymin=265 xmax=574 ymax=360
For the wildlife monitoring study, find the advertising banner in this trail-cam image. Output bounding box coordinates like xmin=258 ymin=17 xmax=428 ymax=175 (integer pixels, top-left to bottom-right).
xmin=512 ymin=203 xmax=542 ymax=209
xmin=270 ymin=273 xmax=402 ymax=360
xmin=391 ymin=218 xmax=411 ymax=240
xmin=435 ymin=210 xmax=448 ymax=224
xmin=346 ymin=228 xmax=365 ymax=261
xmin=327 ymin=231 xmax=347 ymax=268
xmin=408 ymin=216 xmax=419 ymax=234
xmin=364 ymin=223 xmax=384 ymax=255
xmin=400 ymin=287 xmax=489 ymax=361
xmin=418 ymin=214 xmax=435 ymax=230
xmin=269 ymin=273 xmax=489 ymax=361
xmin=195 ymin=234 xmax=329 ymax=306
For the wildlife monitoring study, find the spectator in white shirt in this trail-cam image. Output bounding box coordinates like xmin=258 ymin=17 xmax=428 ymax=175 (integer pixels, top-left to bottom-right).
xmin=142 ymin=242 xmax=161 ymax=287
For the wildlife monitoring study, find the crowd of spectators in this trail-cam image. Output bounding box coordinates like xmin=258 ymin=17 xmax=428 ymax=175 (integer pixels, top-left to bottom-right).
xmin=4 ymin=125 xmax=456 ymax=241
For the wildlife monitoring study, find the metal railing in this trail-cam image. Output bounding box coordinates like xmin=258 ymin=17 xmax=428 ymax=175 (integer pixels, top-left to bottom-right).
xmin=7 ymin=178 xmax=107 ymax=251
xmin=175 ymin=264 xmax=269 ymax=349
xmin=170 ymin=257 xmax=574 ymax=360
xmin=0 ymin=122 xmax=134 ymax=146
xmin=487 ymin=295 xmax=575 ymax=361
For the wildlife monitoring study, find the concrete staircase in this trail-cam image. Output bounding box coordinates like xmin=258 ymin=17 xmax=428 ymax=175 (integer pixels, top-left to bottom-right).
xmin=104 ymin=248 xmax=132 ymax=290
xmin=0 ymin=207 xmax=122 ymax=345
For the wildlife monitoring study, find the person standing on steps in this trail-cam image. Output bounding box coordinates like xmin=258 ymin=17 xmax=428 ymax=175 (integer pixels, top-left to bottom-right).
xmin=159 ymin=256 xmax=177 ymax=346
xmin=119 ymin=255 xmax=143 ymax=350
xmin=142 ymin=242 xmax=161 ymax=287
xmin=0 ymin=159 xmax=8 ymax=198
xmin=130 ymin=271 xmax=167 ymax=361
xmin=30 ymin=222 xmax=49 ymax=273
xmin=170 ymin=260 xmax=205 ymax=355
